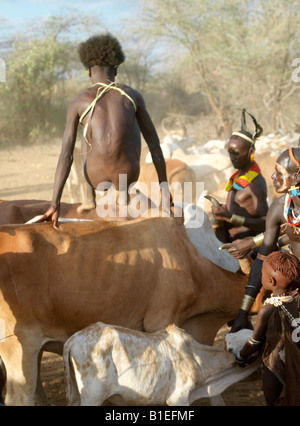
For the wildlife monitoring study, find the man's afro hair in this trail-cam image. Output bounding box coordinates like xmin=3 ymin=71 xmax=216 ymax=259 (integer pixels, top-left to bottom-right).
xmin=78 ymin=33 xmax=125 ymax=69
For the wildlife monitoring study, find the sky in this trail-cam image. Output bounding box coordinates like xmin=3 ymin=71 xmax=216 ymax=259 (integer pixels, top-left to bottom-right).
xmin=0 ymin=0 xmax=139 ymax=35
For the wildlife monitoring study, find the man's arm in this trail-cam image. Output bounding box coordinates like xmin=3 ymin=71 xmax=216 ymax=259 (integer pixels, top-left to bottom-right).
xmin=212 ymin=177 xmax=268 ymax=232
xmin=40 ymin=100 xmax=79 ymax=228
xmin=235 ymin=304 xmax=273 ymax=366
xmin=230 ymin=197 xmax=283 ymax=332
xmin=135 ymin=93 xmax=172 ymax=207
xmin=212 ymin=204 xmax=266 ymax=232
xmin=220 ymin=229 xmax=289 ymax=259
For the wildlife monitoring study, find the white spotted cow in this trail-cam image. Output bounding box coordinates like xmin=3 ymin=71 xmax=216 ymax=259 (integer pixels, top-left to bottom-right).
xmin=63 ymin=323 xmax=259 ymax=406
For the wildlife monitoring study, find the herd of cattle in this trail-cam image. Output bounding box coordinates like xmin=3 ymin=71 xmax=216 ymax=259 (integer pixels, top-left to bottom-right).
xmin=0 ymin=129 xmax=299 ymax=406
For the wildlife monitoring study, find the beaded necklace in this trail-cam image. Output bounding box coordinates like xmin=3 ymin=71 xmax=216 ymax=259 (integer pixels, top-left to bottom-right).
xmin=225 ymin=161 xmax=261 ymax=192
xmin=264 ymin=288 xmax=299 ymax=327
xmin=284 ymin=148 xmax=300 ymax=227
xmin=264 ymin=288 xmax=298 ymax=305
xmin=284 ymin=194 xmax=300 ymax=227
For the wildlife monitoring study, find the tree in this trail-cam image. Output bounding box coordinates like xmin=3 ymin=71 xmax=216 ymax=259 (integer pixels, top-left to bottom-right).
xmin=0 ymin=10 xmax=103 ymax=142
xmin=135 ymin=0 xmax=300 ymax=132
xmin=247 ymin=0 xmax=300 ymax=131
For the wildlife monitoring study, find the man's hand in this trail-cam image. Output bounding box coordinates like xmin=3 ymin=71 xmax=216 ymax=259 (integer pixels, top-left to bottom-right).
xmin=160 ymin=185 xmax=174 ymax=215
xmin=230 ymin=310 xmax=253 ymax=334
xmin=38 ymin=205 xmax=60 ymax=230
xmin=233 ymin=340 xmax=262 ymax=367
xmin=211 ymin=204 xmax=231 ymax=222
xmin=219 ymin=238 xmax=255 ymax=259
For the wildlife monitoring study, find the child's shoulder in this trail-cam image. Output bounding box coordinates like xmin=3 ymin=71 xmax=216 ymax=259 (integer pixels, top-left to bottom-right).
xmin=258 ymin=303 xmax=274 ymax=320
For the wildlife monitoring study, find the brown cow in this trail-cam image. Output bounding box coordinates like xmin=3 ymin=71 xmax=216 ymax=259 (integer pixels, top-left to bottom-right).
xmin=138 ymin=159 xmax=197 ymax=204
xmin=0 ymin=199 xmax=99 ymax=225
xmin=0 ymin=215 xmax=248 ymax=406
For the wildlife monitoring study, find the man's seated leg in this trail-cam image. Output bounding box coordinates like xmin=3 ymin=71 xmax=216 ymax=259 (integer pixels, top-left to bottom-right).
xmin=77 ymin=181 xmax=96 ymax=213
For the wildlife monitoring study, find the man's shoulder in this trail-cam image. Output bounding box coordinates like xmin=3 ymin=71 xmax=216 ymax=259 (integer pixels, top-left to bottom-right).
xmin=66 ymin=87 xmax=96 ymax=115
xmin=117 ymin=83 xmax=143 ymax=101
xmin=272 ymin=193 xmax=286 ymax=207
xmin=254 ymin=172 xmax=267 ymax=183
xmin=117 ymin=82 xmax=137 ymax=92
xmin=250 ymin=172 xmax=267 ymax=188
xmin=75 ymin=86 xmax=96 ymax=101
xmin=236 ymin=173 xmax=267 ymax=201
xmin=267 ymin=194 xmax=286 ymax=224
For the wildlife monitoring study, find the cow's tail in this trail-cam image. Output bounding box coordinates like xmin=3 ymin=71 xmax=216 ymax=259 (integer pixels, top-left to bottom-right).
xmin=63 ymin=343 xmax=81 ymax=406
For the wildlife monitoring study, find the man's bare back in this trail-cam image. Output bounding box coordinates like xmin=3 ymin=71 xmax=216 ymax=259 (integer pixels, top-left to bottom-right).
xmin=40 ymin=34 xmax=171 ymax=228
xmin=77 ymin=83 xmax=145 ymax=189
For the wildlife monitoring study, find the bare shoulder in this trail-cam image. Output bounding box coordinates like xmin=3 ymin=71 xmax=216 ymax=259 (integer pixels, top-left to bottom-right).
xmin=251 ymin=173 xmax=267 ymax=187
xmin=117 ymin=82 xmax=139 ymax=94
xmin=74 ymin=86 xmax=96 ymax=103
xmin=273 ymin=194 xmax=286 ymax=207
xmin=258 ymin=303 xmax=274 ymax=318
xmin=249 ymin=174 xmax=267 ymax=195
xmin=234 ymin=174 xmax=267 ymax=203
xmin=117 ymin=83 xmax=144 ymax=106
xmin=267 ymin=194 xmax=285 ymax=222
xmin=255 ymin=303 xmax=274 ymax=328
xmin=66 ymin=87 xmax=97 ymax=117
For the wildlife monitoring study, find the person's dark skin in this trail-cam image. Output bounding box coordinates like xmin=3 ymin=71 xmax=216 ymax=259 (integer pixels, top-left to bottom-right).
xmin=212 ymin=136 xmax=268 ymax=234
xmin=231 ymin=148 xmax=300 ymax=332
xmin=40 ymin=65 xmax=171 ymax=229
xmin=236 ymin=260 xmax=299 ymax=406
xmin=220 ymin=229 xmax=289 ymax=260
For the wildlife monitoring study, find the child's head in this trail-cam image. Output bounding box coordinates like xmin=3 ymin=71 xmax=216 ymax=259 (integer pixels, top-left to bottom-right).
xmin=261 ymin=251 xmax=300 ymax=293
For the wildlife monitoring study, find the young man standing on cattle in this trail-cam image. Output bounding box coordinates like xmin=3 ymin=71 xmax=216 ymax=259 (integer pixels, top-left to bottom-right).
xmin=211 ymin=110 xmax=268 ymax=244
xmin=231 ymin=147 xmax=300 ymax=332
xmin=41 ymin=33 xmax=172 ymax=229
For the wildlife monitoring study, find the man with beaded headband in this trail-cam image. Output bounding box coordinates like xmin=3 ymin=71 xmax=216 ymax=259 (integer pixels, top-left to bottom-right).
xmin=231 ymin=147 xmax=300 ymax=332
xmin=211 ymin=109 xmax=268 ymax=243
xmin=40 ymin=33 xmax=172 ymax=228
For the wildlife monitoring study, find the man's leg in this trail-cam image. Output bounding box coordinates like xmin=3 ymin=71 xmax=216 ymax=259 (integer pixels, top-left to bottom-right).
xmin=77 ymin=162 xmax=96 ymax=213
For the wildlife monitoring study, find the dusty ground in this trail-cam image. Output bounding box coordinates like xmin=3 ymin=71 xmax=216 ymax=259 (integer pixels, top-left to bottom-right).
xmin=0 ymin=140 xmax=76 ymax=202
xmin=0 ymin=141 xmax=265 ymax=406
